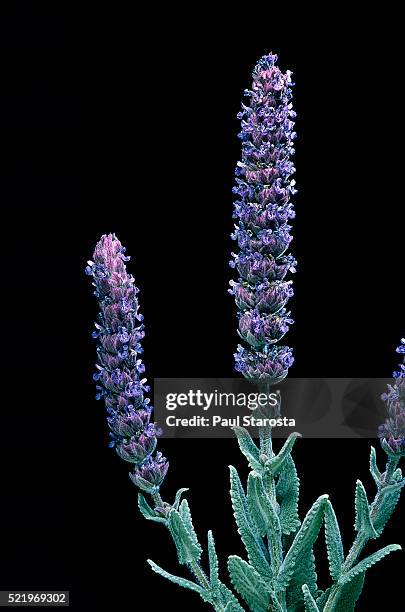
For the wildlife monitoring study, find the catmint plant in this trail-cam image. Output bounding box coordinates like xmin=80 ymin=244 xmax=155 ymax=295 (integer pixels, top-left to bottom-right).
xmin=86 ymin=56 xmax=404 ymax=611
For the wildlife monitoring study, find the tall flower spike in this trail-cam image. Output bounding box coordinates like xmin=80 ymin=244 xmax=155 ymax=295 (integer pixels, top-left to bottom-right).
xmin=379 ymin=338 xmax=405 ymax=456
xmin=229 ymin=53 xmax=296 ymax=381
xmin=86 ymin=234 xmax=168 ymax=495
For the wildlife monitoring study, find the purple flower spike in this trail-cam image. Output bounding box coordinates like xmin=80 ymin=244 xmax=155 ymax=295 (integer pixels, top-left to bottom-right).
xmin=231 ymin=53 xmax=296 ymax=382
xmin=87 ymin=233 xmax=168 ymax=492
xmin=379 ymin=339 xmax=405 ymax=456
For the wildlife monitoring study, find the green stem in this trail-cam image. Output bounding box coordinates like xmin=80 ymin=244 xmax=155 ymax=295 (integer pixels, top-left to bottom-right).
xmin=260 ymin=423 xmax=273 ymax=458
xmin=189 ymin=559 xmax=211 ymax=590
xmin=259 ymin=387 xmax=285 ymax=611
xmin=260 ymin=425 xmax=285 ymax=611
xmin=382 ymin=456 xmax=399 ymax=484
xmin=152 ymin=491 xmax=164 ymax=508
xmin=189 ymin=561 xmax=226 ymax=612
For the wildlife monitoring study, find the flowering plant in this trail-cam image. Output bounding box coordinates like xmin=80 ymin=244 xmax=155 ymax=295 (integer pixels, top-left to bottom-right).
xmin=86 ymin=55 xmax=404 ymax=611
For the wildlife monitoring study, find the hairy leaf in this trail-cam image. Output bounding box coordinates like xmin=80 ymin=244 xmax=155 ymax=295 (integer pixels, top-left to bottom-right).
xmin=228 ymin=555 xmax=270 ymax=612
xmin=372 ymin=479 xmax=405 ymax=535
xmin=355 ymin=480 xmax=378 ymax=539
xmin=276 ymin=454 xmax=301 ymax=534
xmin=286 ymin=548 xmax=317 ymax=609
xmin=179 ymin=499 xmax=202 ymax=553
xmin=147 ymin=560 xmax=213 ymax=604
xmin=224 ymin=603 xmax=245 ymax=612
xmin=138 ymin=494 xmax=167 ymax=524
xmin=324 ymin=500 xmax=344 ymax=580
xmin=268 ymin=591 xmax=284 ymax=612
xmin=232 ymin=427 xmax=262 ymax=472
xmin=173 ymin=487 xmax=189 ymax=510
xmin=168 ymin=508 xmax=202 ymax=564
xmin=302 ymin=584 xmax=320 ymax=611
xmin=369 ymin=447 xmax=381 ymax=487
xmin=277 ymin=495 xmax=328 ymax=590
xmin=229 ymin=466 xmax=272 ymax=579
xmin=265 ymin=432 xmax=302 ymax=476
xmin=338 ymin=544 xmax=401 ymax=586
xmin=328 ymin=573 xmax=365 ymax=612
xmin=316 ymin=587 xmax=332 ymax=610
xmin=207 ymin=530 xmax=220 ymax=592
xmin=219 ymin=583 xmax=246 ymax=612
xmin=247 ymin=472 xmax=281 ymax=539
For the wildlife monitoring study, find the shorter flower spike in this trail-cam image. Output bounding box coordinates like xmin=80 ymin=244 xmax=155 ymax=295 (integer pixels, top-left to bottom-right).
xmin=86 ymin=233 xmax=168 ymax=493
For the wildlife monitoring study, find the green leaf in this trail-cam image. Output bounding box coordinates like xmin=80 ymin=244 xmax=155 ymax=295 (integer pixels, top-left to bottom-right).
xmin=219 ymin=583 xmax=246 ymax=612
xmin=228 ymin=555 xmax=270 ymax=612
xmin=277 ymin=495 xmax=328 ymax=590
xmin=372 ymin=479 xmax=405 ymax=535
xmin=338 ymin=544 xmax=401 ymax=586
xmin=178 ymin=498 xmax=202 ymax=553
xmin=369 ymin=447 xmax=381 ymax=486
xmin=324 ymin=500 xmax=344 ymax=580
xmin=354 ymin=480 xmax=378 ymax=539
xmin=302 ymin=584 xmax=320 ymax=611
xmin=147 ymin=560 xmax=213 ymax=604
xmin=276 ymin=455 xmax=301 ymax=534
xmin=207 ymin=530 xmax=220 ymax=592
xmin=316 ymin=587 xmax=332 ymax=610
xmin=268 ymin=592 xmax=284 ymax=612
xmin=286 ymin=548 xmax=317 ymax=609
xmin=138 ymin=493 xmax=167 ymax=524
xmin=265 ymin=432 xmax=302 ymax=475
xmin=173 ymin=487 xmax=189 ymax=510
xmin=229 ymin=466 xmax=272 ymax=579
xmin=168 ymin=508 xmax=202 ymax=564
xmin=232 ymin=427 xmax=262 ymax=472
xmin=329 ymin=573 xmax=365 ymax=612
xmin=247 ymin=472 xmax=281 ymax=538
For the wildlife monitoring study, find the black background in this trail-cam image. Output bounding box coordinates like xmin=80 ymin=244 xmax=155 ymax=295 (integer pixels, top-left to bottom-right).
xmin=0 ymin=6 xmax=403 ymax=611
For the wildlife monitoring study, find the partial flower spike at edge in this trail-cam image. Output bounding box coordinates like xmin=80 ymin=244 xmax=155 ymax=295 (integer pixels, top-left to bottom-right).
xmin=86 ymin=55 xmax=403 ymax=611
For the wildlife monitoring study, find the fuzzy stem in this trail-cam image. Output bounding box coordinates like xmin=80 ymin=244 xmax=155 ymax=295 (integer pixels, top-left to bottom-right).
xmin=259 ymin=390 xmax=285 ymax=607
xmin=382 ymin=456 xmax=399 ymax=484
xmin=152 ymin=491 xmax=164 ymax=508
xmin=260 ymin=424 xmax=273 ymax=458
xmin=189 ymin=561 xmax=226 ymax=612
xmin=189 ymin=560 xmax=211 ymax=590
xmin=259 ymin=424 xmax=284 ymax=607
